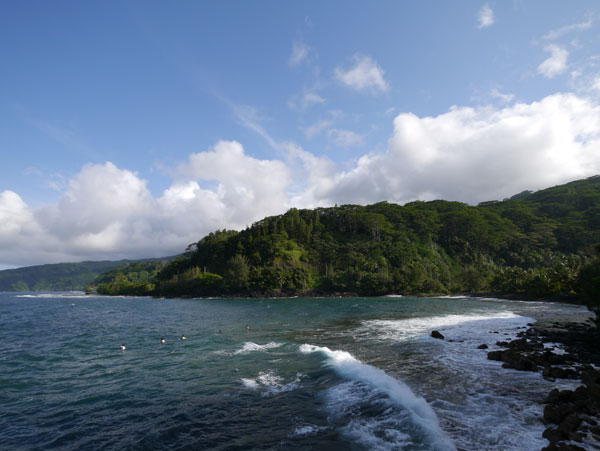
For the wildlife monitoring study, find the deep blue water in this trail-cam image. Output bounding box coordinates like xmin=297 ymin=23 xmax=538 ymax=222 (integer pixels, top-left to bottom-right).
xmin=0 ymin=292 xmax=589 ymax=450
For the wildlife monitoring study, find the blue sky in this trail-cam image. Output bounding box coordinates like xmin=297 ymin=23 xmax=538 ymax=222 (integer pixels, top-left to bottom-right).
xmin=1 ymin=1 xmax=600 ymax=267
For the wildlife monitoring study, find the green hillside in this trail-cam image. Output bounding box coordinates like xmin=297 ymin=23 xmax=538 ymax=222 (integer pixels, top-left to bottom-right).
xmin=0 ymin=257 xmax=174 ymax=292
xmin=96 ymin=176 xmax=600 ymax=302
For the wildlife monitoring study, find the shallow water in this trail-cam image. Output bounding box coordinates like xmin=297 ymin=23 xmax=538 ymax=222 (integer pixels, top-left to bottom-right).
xmin=0 ymin=292 xmax=589 ymax=450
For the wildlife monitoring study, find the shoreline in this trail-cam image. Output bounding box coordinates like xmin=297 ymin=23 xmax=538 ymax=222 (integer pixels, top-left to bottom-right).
xmin=484 ymin=306 xmax=600 ymax=450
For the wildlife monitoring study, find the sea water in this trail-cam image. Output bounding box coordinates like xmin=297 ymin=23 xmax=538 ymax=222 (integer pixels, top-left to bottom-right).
xmin=0 ymin=292 xmax=589 ymax=450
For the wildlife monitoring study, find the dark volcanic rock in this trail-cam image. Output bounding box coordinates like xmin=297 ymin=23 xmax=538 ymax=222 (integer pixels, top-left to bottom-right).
xmin=542 ymin=427 xmax=565 ymax=443
xmin=557 ymin=413 xmax=582 ymax=436
xmin=488 ymin=349 xmax=538 ymax=371
xmin=546 ymin=389 xmax=574 ymax=404
xmin=491 ymin=320 xmax=600 ymax=450
xmin=544 ymin=403 xmax=575 ymax=425
xmin=431 ymin=330 xmax=444 ymax=340
xmin=543 ymin=366 xmax=580 ymax=380
xmin=541 ymin=441 xmax=586 ymax=451
xmin=477 ymin=343 xmax=488 ymax=349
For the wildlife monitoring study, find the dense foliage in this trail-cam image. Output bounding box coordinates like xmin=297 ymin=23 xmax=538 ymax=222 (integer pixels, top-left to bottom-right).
xmin=93 ymin=176 xmax=600 ymax=301
xmin=133 ymin=176 xmax=600 ymax=299
xmin=94 ymin=261 xmax=168 ymax=295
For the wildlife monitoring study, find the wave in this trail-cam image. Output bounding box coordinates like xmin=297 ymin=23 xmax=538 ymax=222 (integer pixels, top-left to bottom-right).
xmin=233 ymin=341 xmax=283 ymax=355
xmin=361 ymin=311 xmax=525 ymax=342
xmin=300 ymin=344 xmax=456 ymax=450
xmin=15 ymin=292 xmax=89 ymax=299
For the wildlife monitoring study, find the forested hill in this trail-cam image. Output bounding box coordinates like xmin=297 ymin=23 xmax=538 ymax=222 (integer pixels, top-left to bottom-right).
xmin=96 ymin=176 xmax=600 ymax=301
xmin=0 ymin=257 xmax=174 ymax=292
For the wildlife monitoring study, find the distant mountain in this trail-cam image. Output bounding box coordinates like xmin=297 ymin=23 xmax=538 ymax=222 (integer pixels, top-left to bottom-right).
xmin=0 ymin=257 xmax=175 ymax=292
xmin=95 ymin=176 xmax=600 ymax=301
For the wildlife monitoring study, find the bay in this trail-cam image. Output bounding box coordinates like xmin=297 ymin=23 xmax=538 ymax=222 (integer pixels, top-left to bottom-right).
xmin=0 ymin=292 xmax=588 ymax=450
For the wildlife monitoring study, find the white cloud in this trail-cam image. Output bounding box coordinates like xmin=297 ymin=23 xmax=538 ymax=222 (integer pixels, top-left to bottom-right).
xmin=302 ymin=119 xmax=333 ymax=139
xmin=538 ymin=45 xmax=568 ymax=78
xmin=543 ymin=18 xmax=592 ymax=40
xmin=179 ymin=140 xmax=291 ymax=225
xmin=490 ymin=88 xmax=515 ymax=104
xmin=327 ymin=128 xmax=365 ymax=148
xmin=477 ymin=4 xmax=494 ymax=29
xmin=0 ymin=142 xmax=292 ymax=267
xmin=288 ymin=41 xmax=309 ymax=67
xmin=302 ymin=92 xmax=325 ymax=108
xmin=288 ymin=90 xmax=325 ymax=111
xmin=3 ymin=95 xmax=600 ymax=267
xmin=232 ymin=105 xmax=278 ymax=149
xmin=592 ymin=77 xmax=600 ymax=93
xmin=318 ymin=93 xmax=600 ymax=205
xmin=335 ymin=54 xmax=389 ymax=92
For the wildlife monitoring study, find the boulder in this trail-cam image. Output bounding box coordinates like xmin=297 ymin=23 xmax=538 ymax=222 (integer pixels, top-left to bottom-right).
xmin=542 ymin=427 xmax=564 ymax=443
xmin=431 ymin=330 xmax=444 ymax=340
xmin=557 ymin=413 xmax=582 ymax=435
xmin=544 ymin=403 xmax=575 ymax=424
xmin=477 ymin=344 xmax=488 ymax=349
xmin=543 ymin=366 xmax=579 ymax=380
xmin=488 ymin=349 xmax=538 ymax=371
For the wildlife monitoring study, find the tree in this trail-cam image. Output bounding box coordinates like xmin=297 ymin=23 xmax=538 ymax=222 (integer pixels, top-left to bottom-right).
xmin=225 ymin=255 xmax=250 ymax=292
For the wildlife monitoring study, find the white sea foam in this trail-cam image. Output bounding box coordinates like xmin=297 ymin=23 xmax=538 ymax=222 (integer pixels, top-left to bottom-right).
xmin=289 ymin=424 xmax=328 ymax=437
xmin=241 ymin=370 xmax=304 ymax=396
xmin=233 ymin=341 xmax=283 ymax=355
xmin=341 ymin=416 xmax=414 ymax=450
xmin=358 ymin=310 xmax=574 ymax=449
xmin=240 ymin=378 xmax=259 ymax=389
xmin=361 ymin=311 xmax=523 ymax=342
xmin=15 ymin=292 xmax=89 ymax=299
xmin=543 ymin=342 xmax=568 ymax=355
xmin=300 ymin=344 xmax=456 ymax=450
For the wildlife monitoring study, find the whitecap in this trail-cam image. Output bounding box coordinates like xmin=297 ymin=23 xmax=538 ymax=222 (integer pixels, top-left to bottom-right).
xmin=233 ymin=341 xmax=283 ymax=355
xmin=240 ymin=370 xmax=304 ymax=396
xmin=15 ymin=292 xmax=89 ymax=299
xmin=240 ymin=378 xmax=259 ymax=389
xmin=361 ymin=311 xmax=525 ymax=342
xmin=300 ymin=344 xmax=456 ymax=450
xmin=289 ymin=424 xmax=328 ymax=437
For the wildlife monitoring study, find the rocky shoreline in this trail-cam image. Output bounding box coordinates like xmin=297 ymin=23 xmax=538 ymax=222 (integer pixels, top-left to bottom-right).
xmin=485 ymin=316 xmax=600 ymax=450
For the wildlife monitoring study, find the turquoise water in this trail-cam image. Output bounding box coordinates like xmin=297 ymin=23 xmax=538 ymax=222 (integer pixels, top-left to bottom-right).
xmin=0 ymin=293 xmax=588 ymax=450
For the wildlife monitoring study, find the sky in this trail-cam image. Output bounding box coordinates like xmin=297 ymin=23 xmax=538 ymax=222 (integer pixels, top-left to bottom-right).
xmin=1 ymin=1 xmax=600 ymax=268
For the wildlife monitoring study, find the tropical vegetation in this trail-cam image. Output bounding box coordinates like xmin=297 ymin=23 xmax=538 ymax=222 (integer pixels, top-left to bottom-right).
xmin=93 ymin=176 xmax=600 ymax=308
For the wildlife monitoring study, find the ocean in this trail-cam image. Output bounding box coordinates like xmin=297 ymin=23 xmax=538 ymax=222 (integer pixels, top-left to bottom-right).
xmin=0 ymin=292 xmax=589 ymax=450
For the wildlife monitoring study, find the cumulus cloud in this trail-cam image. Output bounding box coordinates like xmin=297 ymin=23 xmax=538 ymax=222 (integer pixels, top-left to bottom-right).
xmin=477 ymin=4 xmax=494 ymax=29
xmin=3 ymin=95 xmax=600 ymax=267
xmin=318 ymin=93 xmax=600 ymax=205
xmin=335 ymin=55 xmax=389 ymax=92
xmin=0 ymin=142 xmax=292 ymax=267
xmin=538 ymin=45 xmax=569 ymax=78
xmin=178 ymin=140 xmax=290 ymax=225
